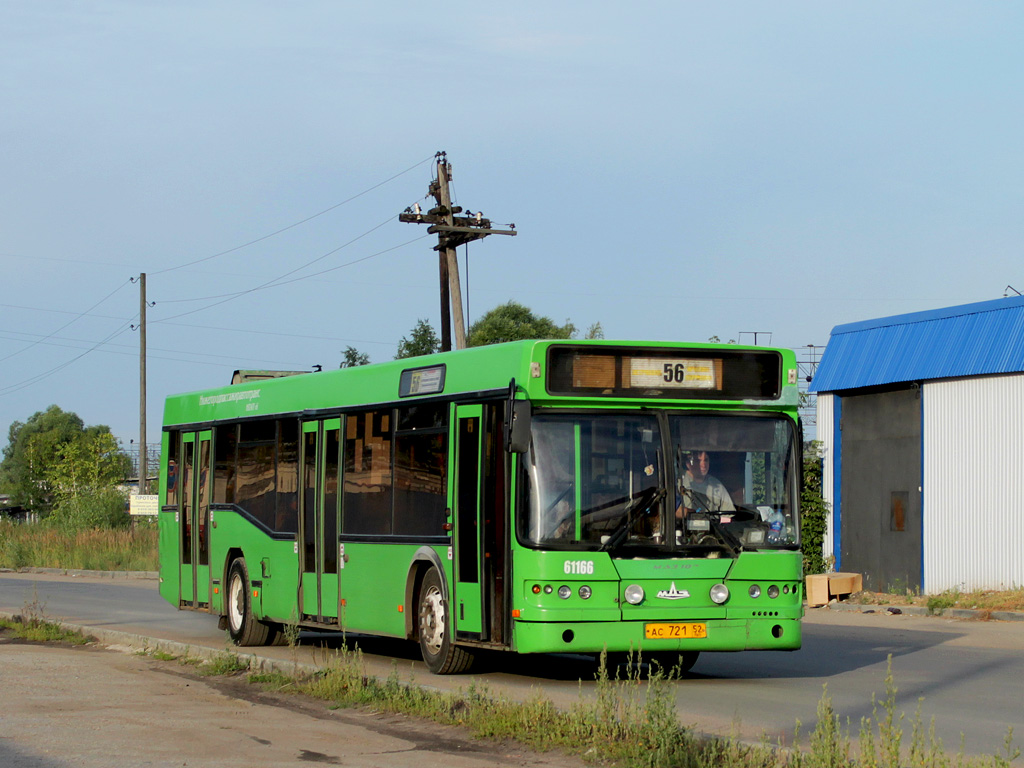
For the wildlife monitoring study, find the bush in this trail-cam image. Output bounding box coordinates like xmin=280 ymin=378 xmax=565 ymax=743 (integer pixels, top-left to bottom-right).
xmin=50 ymin=487 xmax=129 ymax=533
xmin=801 ymin=441 xmax=829 ymax=575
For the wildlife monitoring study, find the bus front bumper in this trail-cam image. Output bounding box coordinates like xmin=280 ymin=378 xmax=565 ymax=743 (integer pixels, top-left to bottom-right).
xmin=510 ymin=617 xmax=802 ymax=655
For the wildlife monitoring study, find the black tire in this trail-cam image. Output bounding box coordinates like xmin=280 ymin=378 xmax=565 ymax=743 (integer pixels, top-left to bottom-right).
xmin=226 ymin=558 xmax=271 ymax=646
xmin=264 ymin=623 xmax=290 ymax=646
xmin=416 ymin=568 xmax=474 ymax=674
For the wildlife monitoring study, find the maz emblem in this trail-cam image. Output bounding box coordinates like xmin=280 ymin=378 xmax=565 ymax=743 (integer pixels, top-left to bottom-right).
xmin=656 ymin=582 xmax=690 ymax=600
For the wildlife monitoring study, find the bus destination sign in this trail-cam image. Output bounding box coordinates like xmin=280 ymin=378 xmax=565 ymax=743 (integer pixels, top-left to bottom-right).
xmin=629 ymin=358 xmax=716 ymax=389
xmin=399 ymin=365 xmax=446 ymax=397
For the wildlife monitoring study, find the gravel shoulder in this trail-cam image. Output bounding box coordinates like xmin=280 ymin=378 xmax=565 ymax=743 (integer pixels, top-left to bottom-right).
xmin=0 ymin=632 xmax=585 ymax=768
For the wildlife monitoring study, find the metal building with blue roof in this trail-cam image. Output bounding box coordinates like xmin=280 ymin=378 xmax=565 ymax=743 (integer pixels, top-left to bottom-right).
xmin=810 ymin=296 xmax=1024 ymax=593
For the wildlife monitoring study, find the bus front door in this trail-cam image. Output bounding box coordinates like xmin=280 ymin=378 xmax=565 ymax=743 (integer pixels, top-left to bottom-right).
xmin=179 ymin=430 xmax=212 ymax=608
xmin=452 ymin=405 xmax=484 ymax=635
xmin=299 ymin=419 xmax=341 ymax=623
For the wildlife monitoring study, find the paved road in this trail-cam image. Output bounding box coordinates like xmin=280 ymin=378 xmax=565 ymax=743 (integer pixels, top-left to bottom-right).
xmin=2 ymin=571 xmax=1023 ymax=757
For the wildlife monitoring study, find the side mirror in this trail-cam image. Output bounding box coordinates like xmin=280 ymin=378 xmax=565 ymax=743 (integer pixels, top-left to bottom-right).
xmin=505 ymin=379 xmax=532 ymax=453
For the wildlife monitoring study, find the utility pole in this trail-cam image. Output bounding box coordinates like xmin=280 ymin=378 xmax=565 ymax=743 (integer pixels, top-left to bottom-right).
xmin=399 ymin=152 xmax=516 ymax=351
xmin=138 ymin=273 xmax=147 ymax=495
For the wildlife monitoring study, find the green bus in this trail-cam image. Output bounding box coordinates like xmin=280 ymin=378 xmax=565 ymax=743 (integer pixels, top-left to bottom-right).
xmin=158 ymin=340 xmax=804 ymax=674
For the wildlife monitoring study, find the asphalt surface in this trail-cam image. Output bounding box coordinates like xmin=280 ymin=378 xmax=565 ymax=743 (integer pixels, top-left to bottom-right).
xmin=3 ymin=568 xmax=1024 ymax=761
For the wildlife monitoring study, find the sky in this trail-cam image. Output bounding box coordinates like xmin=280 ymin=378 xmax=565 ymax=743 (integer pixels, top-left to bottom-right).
xmin=2 ymin=2 xmax=1023 ymax=452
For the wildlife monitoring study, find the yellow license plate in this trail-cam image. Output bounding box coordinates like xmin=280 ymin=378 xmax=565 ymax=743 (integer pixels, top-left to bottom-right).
xmin=644 ymin=622 xmax=707 ymax=640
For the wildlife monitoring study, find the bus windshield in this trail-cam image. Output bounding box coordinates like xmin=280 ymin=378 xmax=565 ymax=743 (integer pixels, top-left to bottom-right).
xmin=519 ymin=410 xmax=799 ymax=555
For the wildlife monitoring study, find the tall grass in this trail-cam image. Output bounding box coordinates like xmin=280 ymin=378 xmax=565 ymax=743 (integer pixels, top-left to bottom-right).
xmin=0 ymin=519 xmax=158 ymax=571
xmin=289 ymin=649 xmax=1020 ymax=768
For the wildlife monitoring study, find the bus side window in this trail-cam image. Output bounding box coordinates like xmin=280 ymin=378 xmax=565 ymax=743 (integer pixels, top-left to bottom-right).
xmin=276 ymin=419 xmax=299 ymax=533
xmin=165 ymin=432 xmax=179 ymax=507
xmin=343 ymin=409 xmax=393 ymax=536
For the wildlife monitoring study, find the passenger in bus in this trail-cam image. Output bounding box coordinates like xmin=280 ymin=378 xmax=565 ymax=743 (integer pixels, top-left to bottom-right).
xmin=676 ymin=450 xmax=735 ymax=519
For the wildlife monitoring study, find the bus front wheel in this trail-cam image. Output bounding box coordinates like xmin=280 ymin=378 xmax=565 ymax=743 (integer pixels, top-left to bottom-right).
xmin=226 ymin=558 xmax=271 ymax=646
xmin=417 ymin=569 xmax=474 ymax=674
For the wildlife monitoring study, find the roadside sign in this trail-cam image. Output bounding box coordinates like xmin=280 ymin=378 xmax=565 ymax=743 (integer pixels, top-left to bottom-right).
xmin=129 ymin=494 xmax=159 ymax=516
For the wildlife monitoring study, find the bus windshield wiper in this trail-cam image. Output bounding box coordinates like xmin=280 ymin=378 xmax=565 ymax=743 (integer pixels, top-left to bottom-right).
xmin=599 ymin=486 xmax=666 ymax=552
xmin=679 ymin=488 xmax=741 ymax=555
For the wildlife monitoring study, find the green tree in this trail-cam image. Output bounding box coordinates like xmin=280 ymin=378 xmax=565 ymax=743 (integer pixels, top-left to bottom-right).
xmin=340 ymin=346 xmax=370 ymax=367
xmin=395 ymin=319 xmax=441 ymax=359
xmin=801 ymin=440 xmax=829 ymax=575
xmin=47 ymin=431 xmax=132 ymax=531
xmin=0 ymin=405 xmax=113 ymax=513
xmin=467 ymin=301 xmax=578 ymax=346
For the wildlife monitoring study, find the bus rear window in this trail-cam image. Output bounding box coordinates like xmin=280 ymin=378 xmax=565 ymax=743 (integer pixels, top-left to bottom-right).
xmin=546 ymin=346 xmax=782 ymax=400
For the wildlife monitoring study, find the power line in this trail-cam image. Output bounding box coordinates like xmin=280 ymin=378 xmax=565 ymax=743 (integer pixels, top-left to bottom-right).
xmin=156 ymin=213 xmax=400 ymax=304
xmin=0 ymin=303 xmax=395 ymax=345
xmin=0 ymin=316 xmax=138 ymax=397
xmin=151 ymin=233 xmax=430 ymax=324
xmin=150 ymin=154 xmax=435 ymax=276
xmin=0 ymin=279 xmax=133 ymax=364
xmin=0 ymin=329 xmax=311 ymax=367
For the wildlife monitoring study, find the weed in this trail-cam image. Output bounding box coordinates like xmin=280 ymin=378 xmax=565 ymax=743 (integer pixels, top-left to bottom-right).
xmin=248 ymin=671 xmax=294 ymax=690
xmin=0 ymin=589 xmax=91 ymax=644
xmin=283 ymin=610 xmax=301 ymax=648
xmin=198 ymin=651 xmax=250 ymax=676
xmin=927 ymin=590 xmax=962 ymax=615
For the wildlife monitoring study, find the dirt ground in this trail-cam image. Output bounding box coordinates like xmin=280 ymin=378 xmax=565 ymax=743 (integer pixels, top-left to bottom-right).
xmin=0 ymin=633 xmax=586 ymax=768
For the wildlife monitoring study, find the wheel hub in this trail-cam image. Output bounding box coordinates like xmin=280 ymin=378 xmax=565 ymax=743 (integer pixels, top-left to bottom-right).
xmin=419 ymin=586 xmax=445 ymax=654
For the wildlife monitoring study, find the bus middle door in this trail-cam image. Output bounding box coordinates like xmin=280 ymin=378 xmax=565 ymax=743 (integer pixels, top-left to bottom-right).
xmin=179 ymin=430 xmax=212 ymax=608
xmin=299 ymin=419 xmax=341 ymax=623
xmin=451 ymin=405 xmax=484 ymax=635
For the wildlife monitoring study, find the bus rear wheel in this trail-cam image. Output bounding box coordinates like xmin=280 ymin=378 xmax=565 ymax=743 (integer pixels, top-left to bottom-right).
xmin=417 ymin=569 xmax=474 ymax=674
xmin=226 ymin=558 xmax=271 ymax=646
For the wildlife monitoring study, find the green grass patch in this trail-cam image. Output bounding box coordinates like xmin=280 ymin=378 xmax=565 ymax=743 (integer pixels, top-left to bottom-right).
xmin=0 ymin=615 xmax=92 ymax=644
xmin=196 ymin=651 xmax=250 ymax=677
xmin=248 ymin=671 xmax=295 ymax=691
xmin=0 ymin=519 xmax=158 ymax=571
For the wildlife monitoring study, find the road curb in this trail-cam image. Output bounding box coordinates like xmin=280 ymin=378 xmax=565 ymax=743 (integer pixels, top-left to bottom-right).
xmin=1 ymin=567 xmax=158 ymax=580
xmin=0 ymin=609 xmax=324 ymax=678
xmin=812 ymin=601 xmax=1024 ymax=622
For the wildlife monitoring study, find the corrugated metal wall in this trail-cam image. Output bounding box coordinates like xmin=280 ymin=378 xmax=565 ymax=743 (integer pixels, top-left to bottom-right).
xmin=923 ymin=374 xmax=1024 ymax=592
xmin=815 ymin=393 xmax=835 ymax=564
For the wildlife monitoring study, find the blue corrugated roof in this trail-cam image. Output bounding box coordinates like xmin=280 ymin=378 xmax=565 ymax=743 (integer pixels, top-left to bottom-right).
xmin=810 ymin=296 xmax=1024 ymax=392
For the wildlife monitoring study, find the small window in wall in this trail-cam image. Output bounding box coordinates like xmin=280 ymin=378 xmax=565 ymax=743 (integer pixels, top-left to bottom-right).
xmin=343 ymin=410 xmax=393 ymax=535
xmin=890 ymin=491 xmax=908 ymax=532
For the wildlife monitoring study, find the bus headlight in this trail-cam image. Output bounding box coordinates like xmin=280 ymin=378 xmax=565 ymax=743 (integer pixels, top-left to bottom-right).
xmin=578 ymin=585 xmax=592 ymax=599
xmin=624 ymin=584 xmax=645 ymax=605
xmin=767 ymin=585 xmax=780 ymax=599
xmin=557 ymin=585 xmax=572 ymax=600
xmin=748 ymin=584 xmax=761 ymax=599
xmin=709 ymin=583 xmax=730 ymax=604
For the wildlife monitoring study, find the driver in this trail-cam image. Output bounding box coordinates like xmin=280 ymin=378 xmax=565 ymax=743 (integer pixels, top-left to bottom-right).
xmin=676 ymin=450 xmax=735 ymax=520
